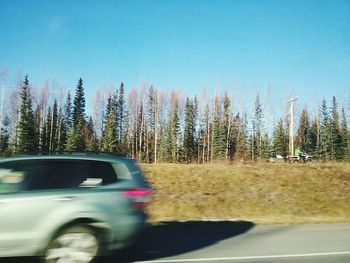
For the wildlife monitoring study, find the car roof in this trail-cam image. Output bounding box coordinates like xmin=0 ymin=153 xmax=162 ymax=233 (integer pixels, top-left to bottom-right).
xmin=0 ymin=153 xmax=133 ymax=164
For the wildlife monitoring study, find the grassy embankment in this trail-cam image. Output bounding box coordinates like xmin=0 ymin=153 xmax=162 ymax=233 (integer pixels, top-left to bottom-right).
xmin=142 ymin=162 xmax=350 ymax=224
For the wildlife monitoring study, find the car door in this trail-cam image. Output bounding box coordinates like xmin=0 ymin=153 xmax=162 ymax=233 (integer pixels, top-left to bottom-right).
xmin=0 ymin=159 xmax=78 ymax=255
xmin=0 ymin=160 xmax=59 ymax=255
xmin=0 ymin=191 xmax=66 ymax=255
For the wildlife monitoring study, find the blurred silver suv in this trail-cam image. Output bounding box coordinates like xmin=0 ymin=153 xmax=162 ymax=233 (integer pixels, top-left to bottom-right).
xmin=0 ymin=154 xmax=151 ymax=263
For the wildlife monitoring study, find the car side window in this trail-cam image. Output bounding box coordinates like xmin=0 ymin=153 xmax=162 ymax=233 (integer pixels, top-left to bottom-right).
xmin=0 ymin=159 xmax=118 ymax=192
xmin=76 ymin=160 xmax=118 ymax=187
xmin=25 ymin=160 xmax=118 ymax=190
xmin=0 ymin=167 xmax=25 ymax=194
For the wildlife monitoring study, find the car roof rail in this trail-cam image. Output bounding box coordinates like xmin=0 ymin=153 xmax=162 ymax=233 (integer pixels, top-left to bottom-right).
xmin=12 ymin=151 xmax=126 ymax=157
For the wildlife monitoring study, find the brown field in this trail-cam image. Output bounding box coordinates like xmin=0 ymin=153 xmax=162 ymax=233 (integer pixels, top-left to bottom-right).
xmin=142 ymin=162 xmax=350 ymax=224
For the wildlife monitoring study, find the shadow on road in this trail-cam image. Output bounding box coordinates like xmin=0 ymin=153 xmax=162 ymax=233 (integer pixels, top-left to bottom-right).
xmin=112 ymin=220 xmax=255 ymax=262
xmin=1 ymin=220 xmax=254 ymax=263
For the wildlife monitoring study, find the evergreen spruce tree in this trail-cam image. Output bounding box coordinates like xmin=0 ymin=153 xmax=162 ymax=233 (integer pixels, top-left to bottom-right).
xmin=340 ymin=107 xmax=349 ymax=160
xmin=136 ymin=100 xmax=147 ymax=160
xmin=84 ymin=116 xmax=98 ymax=152
xmin=212 ymin=95 xmax=225 ymax=159
xmin=252 ymin=94 xmax=264 ymax=161
xmin=65 ymin=78 xmax=86 ymax=151
xmin=196 ymin=119 xmax=205 ymax=163
xmin=320 ymin=99 xmax=331 ymax=160
xmin=183 ymin=97 xmax=196 ymax=162
xmin=102 ymin=94 xmax=113 ymax=133
xmin=112 ymin=86 xmax=119 ymax=135
xmin=297 ymin=108 xmax=311 ymax=153
xmin=147 ymin=86 xmax=157 ymax=162
xmin=0 ymin=116 xmax=11 ymax=155
xmin=212 ymin=119 xmax=225 ymax=159
xmin=58 ymin=92 xmax=73 ymax=151
xmin=170 ymin=96 xmax=180 ymax=163
xmin=273 ymin=119 xmax=289 ymax=158
xmin=204 ymin=103 xmax=211 ymax=163
xmin=72 ymin=78 xmax=86 ymax=126
xmin=56 ymin=107 xmax=64 ymax=152
xmin=110 ymin=83 xmax=126 ymax=153
xmin=118 ymin=82 xmax=125 ymax=143
xmin=222 ymin=94 xmax=232 ymax=159
xmin=64 ymin=92 xmax=73 ymax=131
xmin=101 ymin=96 xmax=118 ymax=152
xmin=49 ymin=99 xmax=59 ymax=152
xmin=41 ymin=106 xmax=51 ymax=152
xmin=308 ymin=118 xmax=319 ymax=157
xmin=260 ymin=133 xmax=272 ymax=159
xmin=235 ymin=113 xmax=249 ymax=160
xmin=160 ymin=93 xmax=180 ymax=163
xmin=183 ymin=97 xmax=191 ymax=162
xmin=16 ymin=75 xmax=38 ymax=153
xmin=330 ymin=96 xmax=343 ymax=160
xmin=193 ymin=96 xmax=199 ymax=161
xmin=34 ymin=105 xmax=42 ymax=152
xmin=65 ymin=117 xmax=85 ymax=151
xmin=120 ymin=108 xmax=130 ymax=156
xmin=161 ymin=121 xmax=173 ymax=162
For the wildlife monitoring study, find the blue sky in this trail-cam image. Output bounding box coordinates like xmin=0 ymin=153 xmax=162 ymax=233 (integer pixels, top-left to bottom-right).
xmin=1 ymin=0 xmax=350 ymax=117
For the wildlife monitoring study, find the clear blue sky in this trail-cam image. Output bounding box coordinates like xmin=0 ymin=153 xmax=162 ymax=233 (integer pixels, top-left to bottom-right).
xmin=1 ymin=0 xmax=350 ymax=116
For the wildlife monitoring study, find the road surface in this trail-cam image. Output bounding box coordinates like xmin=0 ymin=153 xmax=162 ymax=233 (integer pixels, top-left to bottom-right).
xmin=2 ymin=221 xmax=350 ymax=263
xmin=116 ymin=221 xmax=350 ymax=263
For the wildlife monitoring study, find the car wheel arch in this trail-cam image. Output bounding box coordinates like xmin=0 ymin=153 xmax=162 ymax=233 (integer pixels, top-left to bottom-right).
xmin=42 ymin=217 xmax=112 ymax=256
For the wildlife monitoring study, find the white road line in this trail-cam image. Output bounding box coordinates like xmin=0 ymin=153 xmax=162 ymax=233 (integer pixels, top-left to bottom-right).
xmin=135 ymin=251 xmax=350 ymax=263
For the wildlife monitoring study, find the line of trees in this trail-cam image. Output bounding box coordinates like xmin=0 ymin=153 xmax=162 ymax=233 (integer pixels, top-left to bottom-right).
xmin=0 ymin=75 xmax=349 ymax=162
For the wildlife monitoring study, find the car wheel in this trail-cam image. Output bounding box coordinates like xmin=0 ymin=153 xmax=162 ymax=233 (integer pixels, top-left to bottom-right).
xmin=44 ymin=225 xmax=100 ymax=263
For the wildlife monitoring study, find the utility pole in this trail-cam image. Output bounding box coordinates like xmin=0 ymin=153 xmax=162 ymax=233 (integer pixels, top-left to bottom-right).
xmin=289 ymin=97 xmax=298 ymax=155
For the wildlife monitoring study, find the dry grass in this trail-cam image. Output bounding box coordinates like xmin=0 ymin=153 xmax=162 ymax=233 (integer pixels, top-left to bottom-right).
xmin=142 ymin=162 xmax=350 ymax=224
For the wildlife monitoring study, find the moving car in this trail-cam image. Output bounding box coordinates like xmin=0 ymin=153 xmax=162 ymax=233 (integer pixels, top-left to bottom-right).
xmin=0 ymin=153 xmax=151 ymax=263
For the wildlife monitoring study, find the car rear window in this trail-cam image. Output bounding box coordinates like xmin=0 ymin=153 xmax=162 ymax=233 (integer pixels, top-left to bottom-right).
xmin=0 ymin=159 xmax=118 ymax=192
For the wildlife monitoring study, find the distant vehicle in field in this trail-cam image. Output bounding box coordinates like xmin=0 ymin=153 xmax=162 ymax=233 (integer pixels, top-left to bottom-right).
xmin=287 ymin=154 xmax=312 ymax=163
xmin=0 ymin=154 xmax=151 ymax=263
xmin=269 ymin=153 xmax=312 ymax=163
xmin=269 ymin=155 xmax=286 ymax=163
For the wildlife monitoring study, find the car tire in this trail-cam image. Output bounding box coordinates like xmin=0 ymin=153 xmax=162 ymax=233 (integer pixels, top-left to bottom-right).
xmin=44 ymin=225 xmax=101 ymax=263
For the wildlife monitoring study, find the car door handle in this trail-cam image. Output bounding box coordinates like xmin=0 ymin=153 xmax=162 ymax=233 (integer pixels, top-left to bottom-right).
xmin=54 ymin=196 xmax=79 ymax=202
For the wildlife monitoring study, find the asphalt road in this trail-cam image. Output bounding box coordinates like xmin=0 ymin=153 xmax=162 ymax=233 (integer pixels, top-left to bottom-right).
xmin=2 ymin=221 xmax=350 ymax=263
xmin=113 ymin=221 xmax=350 ymax=263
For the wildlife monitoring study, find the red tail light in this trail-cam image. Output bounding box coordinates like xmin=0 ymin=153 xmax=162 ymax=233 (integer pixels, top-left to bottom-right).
xmin=122 ymin=188 xmax=151 ymax=209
